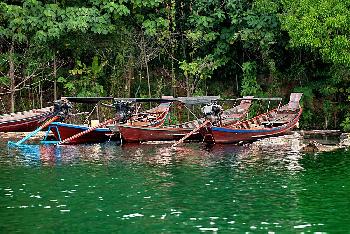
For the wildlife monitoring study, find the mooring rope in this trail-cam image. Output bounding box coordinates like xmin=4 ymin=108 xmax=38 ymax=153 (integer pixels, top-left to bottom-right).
xmin=171 ymin=119 xmax=210 ymax=148
xmin=9 ymin=115 xmax=60 ymax=146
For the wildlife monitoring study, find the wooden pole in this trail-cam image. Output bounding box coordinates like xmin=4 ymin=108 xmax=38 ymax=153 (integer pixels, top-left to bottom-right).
xmin=53 ymin=54 xmax=57 ymax=101
xmin=39 ymin=79 xmax=43 ymax=109
xmin=172 ymin=120 xmax=210 ymax=147
xmin=9 ymin=42 xmax=15 ymax=113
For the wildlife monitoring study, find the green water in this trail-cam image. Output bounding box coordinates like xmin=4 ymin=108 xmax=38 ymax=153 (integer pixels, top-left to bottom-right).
xmin=1 ymin=139 xmax=350 ymax=233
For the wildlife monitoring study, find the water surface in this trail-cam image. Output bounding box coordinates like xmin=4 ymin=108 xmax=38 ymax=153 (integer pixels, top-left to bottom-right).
xmin=1 ymin=137 xmax=350 ymax=233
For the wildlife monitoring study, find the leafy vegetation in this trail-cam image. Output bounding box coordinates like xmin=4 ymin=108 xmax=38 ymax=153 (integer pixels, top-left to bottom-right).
xmin=0 ymin=0 xmax=350 ymax=130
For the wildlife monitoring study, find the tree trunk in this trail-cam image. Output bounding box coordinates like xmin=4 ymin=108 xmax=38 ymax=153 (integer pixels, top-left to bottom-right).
xmin=126 ymin=55 xmax=133 ymax=98
xmin=185 ymin=74 xmax=190 ymax=97
xmin=141 ymin=34 xmax=151 ymax=98
xmin=9 ymin=42 xmax=15 ymax=113
xmin=39 ymin=80 xmax=43 ymax=108
xmin=145 ymin=60 xmax=151 ymax=98
xmin=53 ymin=54 xmax=57 ymax=101
xmin=171 ymin=57 xmax=176 ymax=97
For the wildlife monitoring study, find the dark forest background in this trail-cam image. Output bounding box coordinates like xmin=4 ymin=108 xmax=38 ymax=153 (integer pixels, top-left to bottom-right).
xmin=1 ymin=0 xmax=350 ymax=130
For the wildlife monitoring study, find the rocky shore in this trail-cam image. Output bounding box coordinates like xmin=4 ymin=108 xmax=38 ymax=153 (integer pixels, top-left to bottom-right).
xmin=249 ymin=131 xmax=350 ymax=153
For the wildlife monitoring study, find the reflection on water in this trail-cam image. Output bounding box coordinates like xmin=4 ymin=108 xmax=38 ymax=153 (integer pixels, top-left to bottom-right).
xmin=1 ymin=135 xmax=350 ymax=233
xmin=7 ymin=138 xmax=304 ymax=172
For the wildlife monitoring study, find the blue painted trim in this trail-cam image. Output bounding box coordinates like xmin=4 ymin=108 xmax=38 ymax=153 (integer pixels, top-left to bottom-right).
xmin=42 ymin=125 xmax=62 ymax=143
xmin=55 ymin=126 xmax=62 ymax=141
xmin=43 ymin=127 xmax=50 ymax=141
xmin=41 ymin=140 xmax=60 ymax=144
xmin=212 ymin=126 xmax=282 ymax=133
xmin=50 ymin=122 xmax=111 ymax=132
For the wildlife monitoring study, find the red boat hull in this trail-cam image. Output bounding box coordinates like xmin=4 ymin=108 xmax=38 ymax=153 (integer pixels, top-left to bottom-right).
xmin=0 ymin=107 xmax=53 ymax=132
xmin=47 ymin=102 xmax=172 ymax=144
xmin=119 ymin=125 xmax=202 ymax=142
xmin=118 ymin=98 xmax=254 ymax=143
xmin=0 ymin=116 xmax=47 ymax=132
xmin=49 ymin=122 xmax=115 ymax=144
xmin=207 ymin=109 xmax=302 ymax=144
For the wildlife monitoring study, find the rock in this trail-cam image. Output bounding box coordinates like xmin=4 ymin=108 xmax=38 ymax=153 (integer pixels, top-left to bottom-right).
xmin=301 ymin=140 xmax=340 ymax=153
xmin=301 ymin=141 xmax=321 ymax=152
xmin=339 ymin=133 xmax=350 ymax=147
xmin=250 ymin=132 xmax=341 ymax=154
xmin=250 ymin=132 xmax=304 ymax=153
xmin=299 ymin=130 xmax=341 ymax=136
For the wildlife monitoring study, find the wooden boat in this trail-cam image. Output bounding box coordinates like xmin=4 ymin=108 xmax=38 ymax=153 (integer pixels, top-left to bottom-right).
xmin=47 ymin=102 xmax=172 ymax=144
xmin=46 ymin=122 xmax=115 ymax=144
xmin=0 ymin=106 xmax=54 ymax=132
xmin=118 ymin=97 xmax=254 ymax=143
xmin=203 ymin=93 xmax=303 ymax=144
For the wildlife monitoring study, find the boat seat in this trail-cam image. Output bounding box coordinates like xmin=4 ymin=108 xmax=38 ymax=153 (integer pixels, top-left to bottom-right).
xmin=262 ymin=114 xmax=290 ymax=126
xmin=1 ymin=117 xmax=12 ymax=122
xmin=223 ymin=108 xmax=236 ymax=115
xmin=192 ymin=120 xmax=199 ymax=127
xmin=262 ymin=120 xmax=286 ymax=124
xmin=147 ymin=115 xmax=157 ymax=120
xmin=250 ymin=123 xmax=262 ymax=129
xmin=21 ymin=113 xmax=32 ymax=118
xmin=236 ymin=108 xmax=245 ymax=113
xmin=186 ymin=123 xmax=195 ymax=128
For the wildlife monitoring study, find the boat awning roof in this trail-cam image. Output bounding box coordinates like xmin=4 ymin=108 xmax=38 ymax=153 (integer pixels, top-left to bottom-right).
xmin=60 ymin=96 xmax=221 ymax=105
xmin=61 ymin=97 xmax=114 ymax=104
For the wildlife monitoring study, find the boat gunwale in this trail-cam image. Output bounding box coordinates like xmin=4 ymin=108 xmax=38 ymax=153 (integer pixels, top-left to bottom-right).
xmin=0 ymin=112 xmax=53 ymax=125
xmin=49 ymin=122 xmax=111 ymax=132
xmin=211 ymin=107 xmax=302 ymax=133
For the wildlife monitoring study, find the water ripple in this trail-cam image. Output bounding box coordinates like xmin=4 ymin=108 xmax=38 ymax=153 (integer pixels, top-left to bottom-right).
xmin=0 ymin=136 xmax=349 ymax=233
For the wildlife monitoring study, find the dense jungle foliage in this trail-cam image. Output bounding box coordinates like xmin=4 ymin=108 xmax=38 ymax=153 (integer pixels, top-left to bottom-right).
xmin=0 ymin=0 xmax=350 ymax=130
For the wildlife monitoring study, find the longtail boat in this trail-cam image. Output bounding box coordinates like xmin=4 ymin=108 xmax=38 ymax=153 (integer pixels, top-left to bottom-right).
xmin=46 ymin=122 xmax=115 ymax=144
xmin=0 ymin=106 xmax=54 ymax=132
xmin=203 ymin=93 xmax=303 ymax=144
xmin=47 ymin=102 xmax=172 ymax=144
xmin=117 ymin=97 xmax=253 ymax=143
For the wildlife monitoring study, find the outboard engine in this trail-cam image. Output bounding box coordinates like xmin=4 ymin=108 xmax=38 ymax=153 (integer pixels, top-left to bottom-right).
xmin=114 ymin=101 xmax=135 ymax=123
xmin=54 ymin=99 xmax=72 ymax=120
xmin=201 ymin=103 xmax=223 ymax=123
